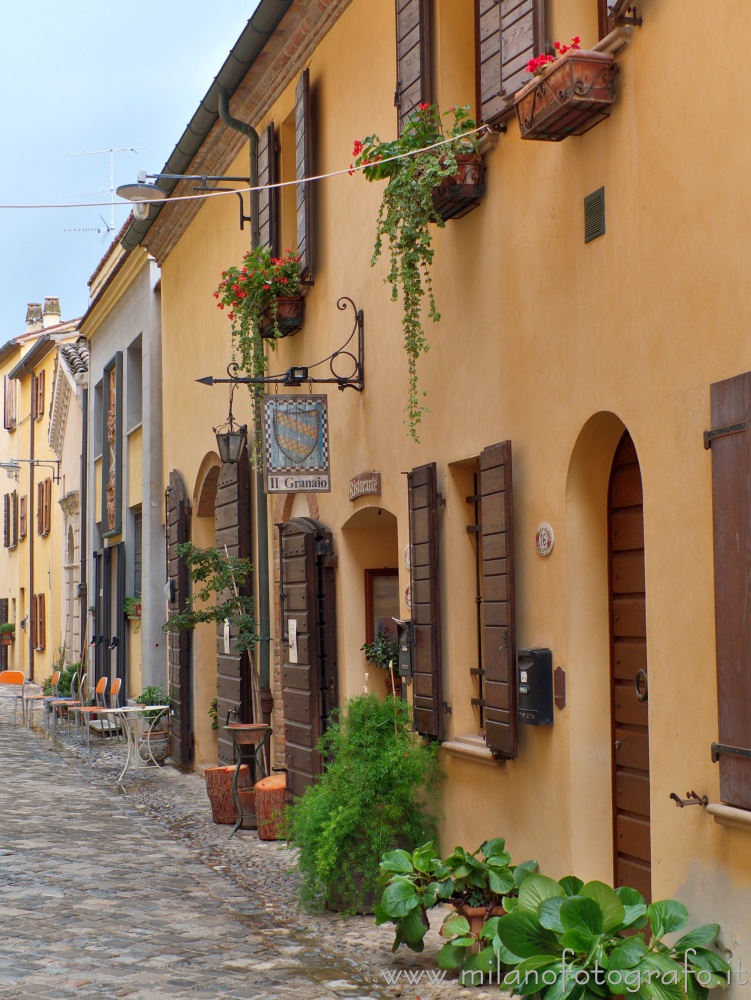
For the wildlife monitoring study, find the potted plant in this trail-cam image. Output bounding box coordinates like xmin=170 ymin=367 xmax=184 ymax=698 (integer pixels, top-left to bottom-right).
xmin=351 ymin=104 xmax=482 ymax=441
xmin=135 ymin=684 xmax=170 ymax=762
xmin=494 ymin=873 xmax=732 ymax=999
xmin=376 ymin=837 xmax=538 ymax=974
xmin=123 ymin=596 xmax=141 ymax=634
xmin=285 ymin=693 xmax=443 ymax=914
xmin=0 ymin=622 xmax=15 ymax=645
xmin=514 ymin=37 xmax=618 ymax=141
xmin=361 ymin=625 xmax=400 ymax=695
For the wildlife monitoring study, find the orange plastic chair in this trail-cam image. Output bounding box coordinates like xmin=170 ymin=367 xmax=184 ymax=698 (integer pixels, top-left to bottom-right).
xmin=68 ymin=676 xmax=108 ymax=745
xmin=24 ymin=669 xmax=60 ymax=729
xmin=0 ymin=670 xmax=27 ymax=724
xmin=48 ymin=671 xmax=86 ymax=740
xmin=76 ymin=676 xmax=122 ymax=744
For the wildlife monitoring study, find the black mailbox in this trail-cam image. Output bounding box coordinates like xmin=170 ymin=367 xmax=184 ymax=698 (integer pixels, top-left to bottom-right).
xmin=395 ymin=619 xmax=414 ymax=681
xmin=518 ymin=648 xmax=554 ymax=726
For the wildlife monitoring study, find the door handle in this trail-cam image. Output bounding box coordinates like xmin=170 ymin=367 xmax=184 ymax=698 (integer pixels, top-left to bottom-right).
xmin=634 ymin=669 xmax=648 ymax=702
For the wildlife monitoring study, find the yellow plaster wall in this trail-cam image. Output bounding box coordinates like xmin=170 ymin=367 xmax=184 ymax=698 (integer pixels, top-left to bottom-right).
xmin=156 ymin=0 xmax=751 ymax=966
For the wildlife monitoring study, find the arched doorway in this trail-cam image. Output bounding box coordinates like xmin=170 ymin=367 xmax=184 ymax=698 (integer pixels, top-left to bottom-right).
xmin=608 ymin=431 xmax=651 ymax=900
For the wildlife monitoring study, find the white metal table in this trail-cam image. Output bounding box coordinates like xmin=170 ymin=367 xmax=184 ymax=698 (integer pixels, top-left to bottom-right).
xmin=86 ymin=705 xmax=170 ymax=784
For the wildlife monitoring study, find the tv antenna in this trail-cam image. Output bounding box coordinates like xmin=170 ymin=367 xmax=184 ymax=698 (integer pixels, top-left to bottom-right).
xmin=68 ymin=146 xmax=144 ymax=233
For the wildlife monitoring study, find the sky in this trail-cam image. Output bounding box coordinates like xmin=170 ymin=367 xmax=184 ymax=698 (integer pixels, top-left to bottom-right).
xmin=0 ymin=2 xmax=260 ymax=340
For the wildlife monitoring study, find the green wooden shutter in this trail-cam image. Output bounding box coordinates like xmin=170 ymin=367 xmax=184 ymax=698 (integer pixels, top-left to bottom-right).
xmin=408 ymin=462 xmax=443 ymax=738
xmin=480 ymin=441 xmax=518 ymax=759
xmin=396 ymin=0 xmax=432 ymax=133
xmin=476 ymin=0 xmax=544 ymax=124
xmin=709 ymin=371 xmax=751 ymax=808
xmin=257 ymin=122 xmax=276 ymax=253
xmin=295 ymin=70 xmax=313 ymax=281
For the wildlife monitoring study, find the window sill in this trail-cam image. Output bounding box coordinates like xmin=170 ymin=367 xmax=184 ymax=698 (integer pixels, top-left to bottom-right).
xmin=706 ymin=803 xmax=751 ymax=831
xmin=441 ymin=735 xmax=505 ymax=766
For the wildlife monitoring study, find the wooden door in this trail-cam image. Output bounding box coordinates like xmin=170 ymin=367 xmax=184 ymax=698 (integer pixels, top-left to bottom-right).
xmin=609 ymin=432 xmax=651 ymax=900
xmin=280 ymin=518 xmax=338 ymax=797
xmin=166 ymin=470 xmax=193 ymax=766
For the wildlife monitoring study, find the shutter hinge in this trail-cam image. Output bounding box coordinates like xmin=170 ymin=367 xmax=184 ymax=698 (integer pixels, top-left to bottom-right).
xmin=711 ymin=742 xmax=751 ymax=763
xmin=703 ymin=421 xmax=747 ymax=449
xmin=437 ymin=492 xmax=446 ymax=507
xmin=442 ymin=701 xmax=452 ymax=715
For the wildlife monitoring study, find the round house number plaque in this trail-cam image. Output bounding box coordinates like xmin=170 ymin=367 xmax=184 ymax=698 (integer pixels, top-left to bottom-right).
xmin=535 ymin=523 xmax=554 ymax=557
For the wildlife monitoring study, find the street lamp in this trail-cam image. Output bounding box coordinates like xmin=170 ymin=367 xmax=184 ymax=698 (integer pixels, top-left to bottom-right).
xmin=213 ymin=386 xmax=247 ymax=464
xmin=116 ymin=170 xmax=251 ymax=225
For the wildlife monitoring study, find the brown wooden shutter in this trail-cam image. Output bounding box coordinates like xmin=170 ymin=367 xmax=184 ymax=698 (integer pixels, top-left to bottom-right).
xmin=31 ymin=374 xmax=38 ymax=420
xmin=3 ymin=377 xmax=15 ymax=430
xmin=598 ymin=0 xmax=616 ymax=39
xmin=37 ymin=593 xmax=45 ymax=650
xmin=36 ymin=370 xmax=45 ymax=420
xmin=3 ymin=494 xmax=9 ymax=548
xmin=396 ymin=0 xmax=432 ymax=132
xmin=36 ymin=482 xmax=42 ymax=535
xmin=257 ymin=122 xmax=277 ymax=253
xmin=31 ymin=595 xmax=37 ymax=649
xmin=709 ymin=372 xmax=751 ymax=808
xmin=295 ymin=70 xmax=313 ymax=281
xmin=215 ymin=452 xmax=253 ymax=764
xmin=11 ymin=492 xmax=17 ymax=548
xmin=480 ymin=441 xmax=517 ymax=759
xmin=476 ymin=0 xmax=544 ymax=124
xmin=19 ymin=495 xmax=26 ymax=540
xmin=166 ymin=470 xmax=193 ymax=767
xmin=43 ymin=478 xmax=51 ymax=535
xmin=408 ymin=462 xmax=443 ymax=738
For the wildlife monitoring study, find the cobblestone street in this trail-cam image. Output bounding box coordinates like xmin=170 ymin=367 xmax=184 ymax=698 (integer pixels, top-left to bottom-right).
xmin=0 ymin=695 xmax=485 ymax=1000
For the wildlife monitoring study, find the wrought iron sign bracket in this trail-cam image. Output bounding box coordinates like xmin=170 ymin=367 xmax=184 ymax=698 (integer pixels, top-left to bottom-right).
xmin=197 ymin=296 xmax=364 ymax=393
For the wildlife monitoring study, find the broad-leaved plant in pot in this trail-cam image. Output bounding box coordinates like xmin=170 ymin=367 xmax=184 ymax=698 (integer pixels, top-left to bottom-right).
xmin=352 ymin=104 xmax=479 ymax=441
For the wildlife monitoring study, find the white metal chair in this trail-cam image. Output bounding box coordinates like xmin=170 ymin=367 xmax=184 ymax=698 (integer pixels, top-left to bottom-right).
xmin=0 ymin=670 xmax=26 ymax=724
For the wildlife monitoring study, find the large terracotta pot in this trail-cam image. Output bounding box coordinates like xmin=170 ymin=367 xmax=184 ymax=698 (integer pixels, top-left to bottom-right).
xmin=453 ymin=901 xmax=505 ymax=952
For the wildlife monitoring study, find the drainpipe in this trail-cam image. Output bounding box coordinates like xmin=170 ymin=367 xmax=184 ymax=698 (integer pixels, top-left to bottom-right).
xmin=28 ymin=385 xmax=35 ymax=682
xmin=217 ymin=88 xmax=273 ymax=725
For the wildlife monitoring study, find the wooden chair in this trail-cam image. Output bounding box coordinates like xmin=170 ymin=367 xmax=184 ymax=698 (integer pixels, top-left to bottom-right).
xmin=24 ymin=670 xmax=60 ymax=729
xmin=77 ymin=676 xmax=122 ymax=744
xmin=0 ymin=670 xmax=27 ymax=724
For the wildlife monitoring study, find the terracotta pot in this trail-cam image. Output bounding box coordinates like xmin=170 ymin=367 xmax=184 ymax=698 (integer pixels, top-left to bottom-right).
xmin=1 ymin=635 xmax=13 ymax=645
xmin=259 ymin=295 xmax=304 ymax=338
xmin=514 ymin=49 xmax=617 ymax=141
xmin=432 ymin=153 xmax=485 ymax=221
xmin=453 ymin=902 xmax=505 ymax=951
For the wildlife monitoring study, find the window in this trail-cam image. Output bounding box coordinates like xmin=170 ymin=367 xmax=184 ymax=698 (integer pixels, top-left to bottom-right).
xmin=102 ymin=354 xmax=123 ymax=537
xmin=126 ymin=336 xmax=143 ymax=431
xmin=19 ymin=495 xmax=26 ymax=540
xmin=3 ymin=376 xmax=16 ymax=430
xmin=37 ymin=478 xmax=51 ymax=536
xmin=32 ymin=593 xmax=46 ymax=650
xmin=10 ymin=492 xmax=17 ymax=549
xmin=133 ymin=510 xmax=143 ymax=599
xmin=3 ymin=494 xmax=9 ymax=548
xmin=395 ymin=0 xmax=433 ymax=132
xmin=364 ymin=569 xmax=399 ymax=645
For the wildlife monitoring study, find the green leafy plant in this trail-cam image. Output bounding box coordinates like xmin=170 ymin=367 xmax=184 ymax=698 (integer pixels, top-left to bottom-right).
xmin=285 ymin=693 xmax=443 ymax=914
xmin=45 ymin=662 xmax=82 ymax=697
xmin=162 ymin=543 xmax=258 ymax=656
xmin=0 ymin=622 xmax=15 ymax=635
xmin=209 ymin=696 xmax=218 ymax=731
xmin=352 ymin=104 xmax=479 ymax=440
xmin=376 ymin=837 xmax=538 ymax=975
xmin=124 ymin=596 xmax=141 ymax=634
xmin=494 ymin=873 xmax=731 ymax=1000
xmin=361 ymin=625 xmax=399 ymax=671
xmin=135 ymin=685 xmax=169 ymax=727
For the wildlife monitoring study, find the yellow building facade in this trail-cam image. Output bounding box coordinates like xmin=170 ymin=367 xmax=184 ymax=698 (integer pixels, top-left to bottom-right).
xmin=124 ymin=0 xmax=751 ymax=975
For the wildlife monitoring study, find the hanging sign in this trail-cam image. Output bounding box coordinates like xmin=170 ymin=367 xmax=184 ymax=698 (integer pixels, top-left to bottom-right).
xmin=262 ymin=394 xmax=330 ymax=493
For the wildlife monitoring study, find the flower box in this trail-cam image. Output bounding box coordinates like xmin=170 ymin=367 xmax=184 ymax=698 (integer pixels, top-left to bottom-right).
xmin=514 ymin=49 xmax=617 ymax=142
xmin=259 ymin=295 xmax=304 ymax=339
xmin=1 ymin=634 xmax=14 ymax=646
xmin=432 ymin=154 xmax=485 ymax=221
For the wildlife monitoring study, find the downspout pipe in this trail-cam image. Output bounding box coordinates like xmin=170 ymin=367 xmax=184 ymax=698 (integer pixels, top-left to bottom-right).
xmin=29 ymin=392 xmax=35 ymax=682
xmin=79 ymin=384 xmax=88 ymax=662
xmin=217 ymin=89 xmax=273 ymax=721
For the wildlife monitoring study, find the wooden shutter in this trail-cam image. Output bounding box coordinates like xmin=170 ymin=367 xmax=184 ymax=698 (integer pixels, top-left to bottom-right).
xmin=36 ymin=481 xmax=43 ymax=535
xmin=408 ymin=462 xmax=443 ymax=738
xmin=11 ymin=492 xmax=17 ymax=548
xmin=166 ymin=470 xmax=193 ymax=767
xmin=36 ymin=370 xmax=45 ymax=420
xmin=709 ymin=372 xmax=751 ymax=808
xmin=480 ymin=441 xmax=517 ymax=759
xmin=295 ymin=70 xmax=313 ymax=281
xmin=0 ymin=598 xmax=7 ymax=671
xmin=215 ymin=452 xmax=253 ymax=764
xmin=476 ymin=0 xmax=544 ymax=124
xmin=37 ymin=593 xmax=45 ymax=650
xmin=257 ymin=122 xmax=277 ymax=253
xmin=43 ymin=478 xmax=51 ymax=535
xmin=3 ymin=377 xmax=15 ymax=430
xmin=31 ymin=374 xmax=38 ymax=420
xmin=3 ymin=494 xmax=9 ymax=548
xmin=19 ymin=495 xmax=26 ymax=540
xmin=396 ymin=0 xmax=432 ymax=132
xmin=598 ymin=0 xmax=616 ymax=39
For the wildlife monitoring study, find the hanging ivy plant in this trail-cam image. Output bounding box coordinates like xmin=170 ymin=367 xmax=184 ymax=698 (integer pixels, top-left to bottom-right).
xmin=352 ymin=104 xmax=479 ymax=440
